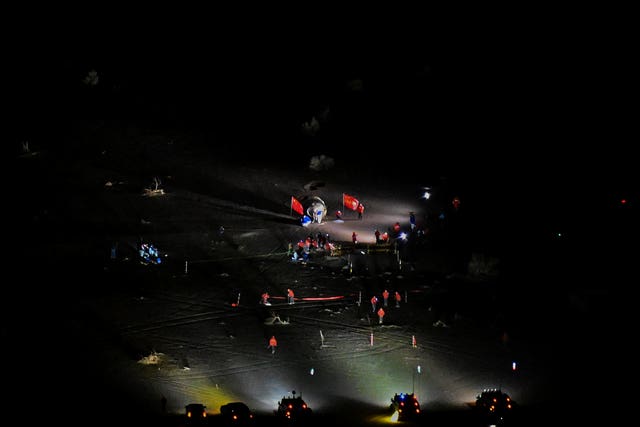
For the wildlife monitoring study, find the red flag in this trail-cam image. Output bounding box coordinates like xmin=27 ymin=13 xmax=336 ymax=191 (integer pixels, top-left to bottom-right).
xmin=291 ymin=196 xmax=304 ymax=215
xmin=343 ymin=193 xmax=359 ymax=211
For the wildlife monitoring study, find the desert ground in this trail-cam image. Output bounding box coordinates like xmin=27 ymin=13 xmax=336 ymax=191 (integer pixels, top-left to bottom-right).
xmin=7 ymin=120 xmax=627 ymax=427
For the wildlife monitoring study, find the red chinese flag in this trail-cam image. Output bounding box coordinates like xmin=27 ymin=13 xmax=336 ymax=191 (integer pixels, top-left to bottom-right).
xmin=291 ymin=196 xmax=304 ymax=215
xmin=343 ymin=193 xmax=359 ymax=211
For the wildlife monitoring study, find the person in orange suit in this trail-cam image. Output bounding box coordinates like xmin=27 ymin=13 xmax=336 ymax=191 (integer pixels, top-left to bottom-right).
xmin=261 ymin=292 xmax=270 ymax=305
xmin=268 ymin=335 xmax=278 ymax=354
xmin=382 ymin=289 xmax=389 ymax=307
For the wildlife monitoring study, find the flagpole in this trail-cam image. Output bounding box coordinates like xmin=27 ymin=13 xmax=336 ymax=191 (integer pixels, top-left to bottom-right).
xmin=290 ymin=196 xmax=293 ymax=217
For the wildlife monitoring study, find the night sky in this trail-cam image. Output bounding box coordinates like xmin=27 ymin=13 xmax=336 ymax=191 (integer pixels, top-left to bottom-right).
xmin=10 ymin=16 xmax=635 ymax=170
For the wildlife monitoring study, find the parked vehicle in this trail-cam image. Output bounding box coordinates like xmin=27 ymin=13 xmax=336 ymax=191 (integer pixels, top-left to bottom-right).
xmin=275 ymin=391 xmax=312 ymax=421
xmin=220 ymin=401 xmax=254 ymax=425
xmin=390 ymin=392 xmax=421 ymax=420
xmin=474 ymin=389 xmax=517 ymax=425
xmin=185 ymin=403 xmax=208 ymax=425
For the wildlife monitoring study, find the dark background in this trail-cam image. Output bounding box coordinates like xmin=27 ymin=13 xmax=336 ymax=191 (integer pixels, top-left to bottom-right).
xmin=5 ymin=11 xmax=636 ymax=425
xmin=8 ymin=10 xmax=636 ymax=276
xmin=9 ymin=14 xmax=636 ymax=181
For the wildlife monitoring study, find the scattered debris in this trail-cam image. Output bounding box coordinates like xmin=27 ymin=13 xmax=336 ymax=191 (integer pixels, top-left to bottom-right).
xmin=138 ymin=350 xmax=165 ymax=365
xmin=143 ymin=188 xmax=165 ymax=197
xmin=182 ymin=358 xmax=190 ymax=370
xmin=264 ymin=312 xmax=290 ymax=325
xmin=83 ymin=69 xmax=99 ymax=86
xmin=143 ymin=176 xmax=165 ymax=196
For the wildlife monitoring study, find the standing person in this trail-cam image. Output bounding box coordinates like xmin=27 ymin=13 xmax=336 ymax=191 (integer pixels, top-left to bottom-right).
xmin=382 ymin=289 xmax=389 ymax=307
xmin=394 ymin=291 xmax=401 ymax=308
xmin=371 ymin=295 xmax=378 ymax=312
xmin=409 ymin=212 xmax=416 ymax=231
xmin=287 ymin=288 xmax=295 ymax=305
xmin=261 ymin=292 xmax=270 ymax=305
xmin=452 ymin=196 xmax=461 ymax=210
xmin=268 ymin=335 xmax=278 ymax=354
xmin=377 ymin=307 xmax=385 ymax=324
xmin=374 ymin=229 xmax=381 ymax=244
xmin=352 ymin=231 xmax=358 ymax=245
xmin=357 ymin=203 xmax=365 ymax=220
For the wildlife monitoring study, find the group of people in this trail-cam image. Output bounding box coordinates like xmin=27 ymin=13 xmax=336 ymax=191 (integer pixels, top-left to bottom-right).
xmin=289 ymin=233 xmax=336 ymax=261
xmin=260 ymin=288 xmax=295 ymax=306
xmin=263 ymin=288 xmax=405 ymax=353
xmin=371 ymin=290 xmax=402 ymax=313
xmin=138 ymin=241 xmax=162 ymax=264
xmin=368 ymin=290 xmax=403 ymax=324
xmin=352 ymin=209 xmax=422 ymax=247
xmin=263 ymin=289 xmax=295 ymax=355
xmin=264 ymin=288 xmax=296 ymax=354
